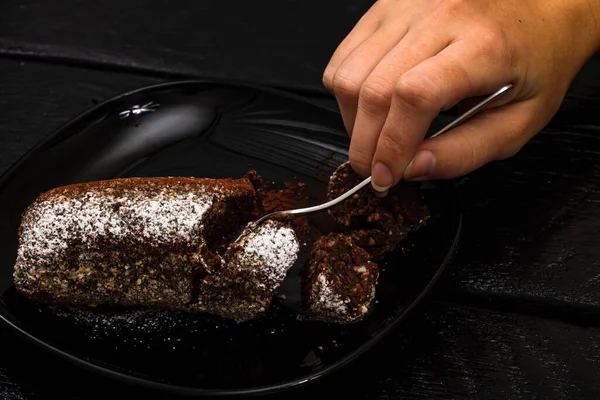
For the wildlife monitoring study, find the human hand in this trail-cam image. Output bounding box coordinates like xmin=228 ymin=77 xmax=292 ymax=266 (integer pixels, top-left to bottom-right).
xmin=323 ymin=0 xmax=600 ymax=191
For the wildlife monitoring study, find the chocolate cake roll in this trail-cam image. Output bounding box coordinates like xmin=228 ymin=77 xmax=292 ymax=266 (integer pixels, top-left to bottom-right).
xmin=326 ymin=161 xmax=430 ymax=258
xmin=302 ymin=233 xmax=379 ymax=323
xmin=13 ymin=174 xmax=299 ymax=322
xmin=196 ymin=220 xmax=299 ymax=322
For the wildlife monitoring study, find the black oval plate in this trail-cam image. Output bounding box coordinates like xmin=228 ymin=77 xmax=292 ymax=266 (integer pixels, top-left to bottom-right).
xmin=0 ymin=81 xmax=461 ymax=396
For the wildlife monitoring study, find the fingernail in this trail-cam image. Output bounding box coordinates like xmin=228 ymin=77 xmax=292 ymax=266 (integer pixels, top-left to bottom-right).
xmin=404 ymin=150 xmax=436 ymax=181
xmin=371 ymin=162 xmax=394 ymax=192
xmin=372 ymin=187 xmax=389 ymax=197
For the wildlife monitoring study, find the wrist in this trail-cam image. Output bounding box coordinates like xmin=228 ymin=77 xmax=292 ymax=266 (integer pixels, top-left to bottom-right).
xmin=541 ymin=0 xmax=600 ymax=76
xmin=590 ymin=1 xmax=600 ymax=53
xmin=567 ymin=0 xmax=600 ymax=59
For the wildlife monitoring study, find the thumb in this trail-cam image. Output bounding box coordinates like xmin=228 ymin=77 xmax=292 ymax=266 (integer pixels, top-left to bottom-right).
xmin=403 ymin=100 xmax=541 ymax=181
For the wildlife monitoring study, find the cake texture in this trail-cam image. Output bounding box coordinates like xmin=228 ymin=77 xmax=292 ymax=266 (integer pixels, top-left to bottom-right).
xmin=14 ymin=162 xmax=431 ymax=325
xmin=13 ymin=174 xmax=299 ymax=322
xmin=302 ymin=233 xmax=378 ymax=323
xmin=326 ymin=161 xmax=430 ymax=258
xmin=196 ymin=220 xmax=299 ymax=322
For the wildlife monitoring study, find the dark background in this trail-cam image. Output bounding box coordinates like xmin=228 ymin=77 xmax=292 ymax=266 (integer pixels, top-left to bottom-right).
xmin=2 ymin=1 xmax=600 ymax=398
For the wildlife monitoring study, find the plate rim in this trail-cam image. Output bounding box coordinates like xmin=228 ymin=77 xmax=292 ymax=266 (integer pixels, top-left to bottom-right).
xmin=0 ymin=79 xmax=462 ymax=396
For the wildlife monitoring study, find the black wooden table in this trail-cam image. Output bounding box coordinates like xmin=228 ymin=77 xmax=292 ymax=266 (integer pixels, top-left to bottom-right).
xmin=2 ymin=1 xmax=600 ymax=398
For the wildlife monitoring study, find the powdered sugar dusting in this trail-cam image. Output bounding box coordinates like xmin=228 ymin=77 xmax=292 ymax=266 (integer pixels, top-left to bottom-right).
xmin=52 ymin=307 xmax=171 ymax=336
xmin=48 ymin=306 xmax=217 ymax=344
xmin=16 ymin=188 xmax=213 ymax=265
xmin=232 ymin=221 xmax=299 ymax=288
xmin=316 ymin=273 xmax=348 ymax=316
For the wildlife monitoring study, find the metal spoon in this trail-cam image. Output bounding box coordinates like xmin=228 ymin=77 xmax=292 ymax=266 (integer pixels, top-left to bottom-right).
xmin=237 ymin=83 xmax=513 ymax=239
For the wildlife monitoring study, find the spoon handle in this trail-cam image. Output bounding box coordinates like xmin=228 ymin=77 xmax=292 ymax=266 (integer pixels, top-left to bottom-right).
xmin=256 ymin=83 xmax=513 ymax=223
